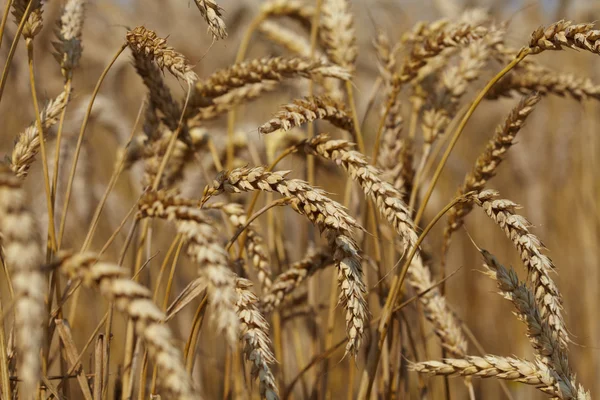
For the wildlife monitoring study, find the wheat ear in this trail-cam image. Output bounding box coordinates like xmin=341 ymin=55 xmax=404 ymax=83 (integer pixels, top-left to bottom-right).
xmin=11 ymin=90 xmax=70 ymax=178
xmin=137 ymin=191 xmax=240 ymax=345
xmin=259 ymin=96 xmax=354 ymax=135
xmin=442 ymin=92 xmax=541 ymax=256
xmin=236 ymin=278 xmax=279 ymax=400
xmin=126 ymin=26 xmax=198 ymax=85
xmin=52 ymin=0 xmax=86 ymax=79
xmin=479 ymin=249 xmax=584 ymax=397
xmin=474 ymin=190 xmax=568 ymax=347
xmin=193 ymin=0 xmax=227 ymax=40
xmin=194 ymin=57 xmax=349 ymax=98
xmin=202 ymin=167 xmax=368 ymax=357
xmin=304 ymin=134 xmax=468 ymax=356
xmin=56 ymin=252 xmax=197 ymax=399
xmin=261 ymin=248 xmax=332 ymax=312
xmin=0 ymin=166 xmax=46 ymax=399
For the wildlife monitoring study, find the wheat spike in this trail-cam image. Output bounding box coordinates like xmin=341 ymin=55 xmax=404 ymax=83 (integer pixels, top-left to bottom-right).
xmin=0 ymin=166 xmax=46 ymax=399
xmin=202 ymin=167 xmax=368 ymax=356
xmin=126 ymin=26 xmax=198 ymax=84
xmin=11 ymin=90 xmax=70 ymax=178
xmin=193 ymin=0 xmax=227 ymax=40
xmin=474 ymin=190 xmax=568 ymax=347
xmin=57 ymin=252 xmax=197 ymax=399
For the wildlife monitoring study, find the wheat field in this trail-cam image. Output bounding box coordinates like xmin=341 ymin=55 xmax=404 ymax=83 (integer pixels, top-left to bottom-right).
xmin=0 ymin=0 xmax=598 ymax=399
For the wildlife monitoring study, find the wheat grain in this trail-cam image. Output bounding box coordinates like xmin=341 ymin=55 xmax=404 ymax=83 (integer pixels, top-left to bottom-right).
xmin=529 ymin=20 xmax=600 ymax=55
xmin=479 ymin=249 xmax=581 ymax=396
xmin=258 ymin=21 xmax=314 ymax=58
xmin=204 ymin=202 xmax=273 ymax=292
xmin=487 ymin=68 xmax=600 ymax=101
xmin=412 ymin=355 xmax=561 ymax=397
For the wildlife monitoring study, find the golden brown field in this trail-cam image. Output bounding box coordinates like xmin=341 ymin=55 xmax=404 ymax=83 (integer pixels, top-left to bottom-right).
xmin=0 ymin=0 xmax=598 ymax=399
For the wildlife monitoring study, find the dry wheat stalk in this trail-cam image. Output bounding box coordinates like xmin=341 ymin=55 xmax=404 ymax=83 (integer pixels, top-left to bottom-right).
xmin=479 ymin=249 xmax=581 ymax=396
xmin=57 ymin=252 xmax=197 ymax=399
xmin=0 ymin=166 xmax=45 ymax=399
xmin=303 ymin=134 xmax=469 ymax=356
xmin=528 ymin=20 xmax=600 ymax=56
xmin=259 ymin=96 xmax=353 ymax=135
xmin=474 ymin=190 xmax=568 ymax=347
xmin=320 ymin=0 xmax=357 ymax=70
xmin=261 ymin=247 xmax=332 ymax=312
xmin=194 ymin=57 xmax=349 ymax=98
xmin=442 ymin=92 xmax=541 ymax=254
xmin=126 ymin=26 xmax=198 ymax=85
xmin=52 ymin=0 xmax=87 ymax=79
xmin=204 ymin=202 xmax=273 ymax=292
xmin=235 ymin=278 xmax=279 ymax=400
xmin=193 ymin=0 xmax=227 ymax=40
xmin=11 ymin=90 xmax=70 ymax=178
xmin=202 ymin=167 xmax=367 ymax=356
xmin=137 ymin=190 xmax=240 ymax=345
xmin=12 ymin=0 xmax=43 ymax=39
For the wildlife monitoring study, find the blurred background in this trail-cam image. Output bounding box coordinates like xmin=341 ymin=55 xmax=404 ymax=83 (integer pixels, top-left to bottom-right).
xmin=0 ymin=0 xmax=599 ymax=398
